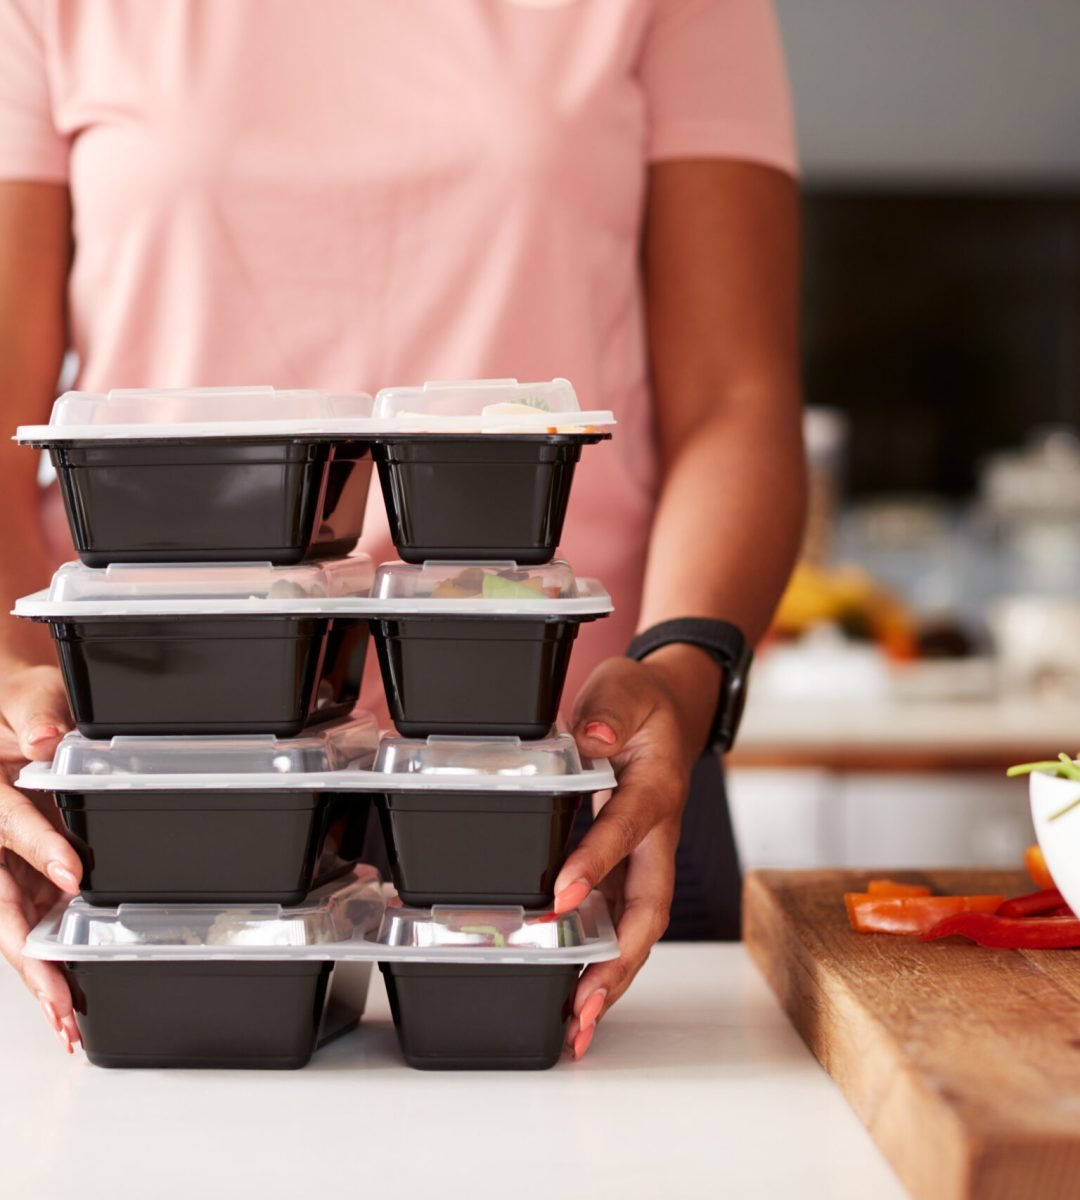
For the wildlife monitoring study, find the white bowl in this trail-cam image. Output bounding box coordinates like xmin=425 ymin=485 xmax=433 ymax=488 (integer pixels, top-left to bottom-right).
xmin=1029 ymin=770 xmax=1080 ymax=913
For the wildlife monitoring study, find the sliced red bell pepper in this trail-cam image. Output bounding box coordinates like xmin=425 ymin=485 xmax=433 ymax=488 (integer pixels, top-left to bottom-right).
xmin=1048 ymin=905 xmax=1074 ymax=918
xmin=866 ymin=879 xmax=932 ymax=898
xmin=844 ymin=893 xmax=1003 ymax=936
xmin=1024 ymin=844 xmax=1055 ymax=891
xmin=996 ymin=888 xmax=1065 ymax=919
xmin=922 ymin=912 xmax=1080 ymax=949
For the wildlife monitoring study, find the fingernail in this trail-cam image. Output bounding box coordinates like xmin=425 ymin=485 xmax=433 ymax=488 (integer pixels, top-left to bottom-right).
xmin=56 ymin=1027 xmax=73 ymax=1055
xmin=554 ymin=878 xmax=591 ymax=914
xmin=584 ymin=721 xmax=617 ymax=746
xmin=26 ymin=725 xmax=61 ymax=747
xmin=62 ymin=1015 xmax=81 ymax=1047
xmin=572 ymin=1024 xmax=596 ymax=1061
xmin=579 ymin=988 xmax=607 ymax=1031
xmin=38 ymin=995 xmax=61 ymax=1033
xmin=46 ymin=862 xmax=80 ymax=893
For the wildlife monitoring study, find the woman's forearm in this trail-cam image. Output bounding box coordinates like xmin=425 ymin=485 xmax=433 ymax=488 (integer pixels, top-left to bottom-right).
xmin=638 ymin=391 xmax=805 ymax=642
xmin=635 ymin=394 xmax=804 ymax=754
xmin=635 ymin=160 xmax=805 ymax=747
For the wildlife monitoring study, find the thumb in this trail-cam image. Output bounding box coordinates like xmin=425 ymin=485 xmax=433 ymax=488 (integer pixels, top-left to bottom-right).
xmin=570 ymin=657 xmax=654 ymax=760
xmin=0 ymin=666 xmax=72 ymax=761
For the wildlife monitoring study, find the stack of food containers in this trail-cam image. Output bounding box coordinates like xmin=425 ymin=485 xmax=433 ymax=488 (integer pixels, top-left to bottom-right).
xmin=14 ymin=387 xmax=384 ymax=1069
xmin=354 ymin=378 xmax=618 ymax=1068
xmin=14 ymin=378 xmax=622 ymax=1070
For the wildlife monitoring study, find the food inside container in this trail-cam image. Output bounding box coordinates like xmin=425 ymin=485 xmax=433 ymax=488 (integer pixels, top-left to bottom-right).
xmin=369 ymin=379 xmax=614 ymax=564
xmin=372 ymin=734 xmax=615 ymax=906
xmin=18 ymin=715 xmax=380 ymax=905
xmin=16 ymin=387 xmax=377 ymax=566
xmin=372 ymin=891 xmax=618 ymax=1070
xmin=23 ymin=870 xmax=384 ymax=1069
xmin=14 ymin=558 xmax=375 ymax=737
xmin=368 ymin=561 xmax=612 ymax=738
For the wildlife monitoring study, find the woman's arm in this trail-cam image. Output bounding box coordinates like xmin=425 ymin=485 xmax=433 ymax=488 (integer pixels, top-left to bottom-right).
xmin=0 ymin=182 xmax=71 ymax=679
xmin=559 ymin=160 xmax=804 ymax=1057
xmin=0 ymin=180 xmax=83 ymax=1051
xmin=641 ymin=160 xmax=804 ymax=644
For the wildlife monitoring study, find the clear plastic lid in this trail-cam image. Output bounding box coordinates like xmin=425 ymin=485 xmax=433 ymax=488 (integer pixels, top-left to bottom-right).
xmin=23 ymin=868 xmax=385 ymax=962
xmin=15 ymin=386 xmax=376 ymax=442
xmin=17 ymin=714 xmax=380 ymax=793
xmin=24 ymin=876 xmax=620 ymax=966
xmin=370 ymin=891 xmax=618 ymax=965
xmin=372 ymin=734 xmax=615 ymax=793
xmin=372 ymin=378 xmax=615 ymax=433
xmin=370 ymin=560 xmax=612 ymax=617
xmin=14 ymin=556 xmax=375 ymax=618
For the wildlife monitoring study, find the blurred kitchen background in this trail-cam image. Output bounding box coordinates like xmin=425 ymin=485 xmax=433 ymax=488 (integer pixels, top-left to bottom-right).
xmin=728 ymin=0 xmax=1080 ymax=870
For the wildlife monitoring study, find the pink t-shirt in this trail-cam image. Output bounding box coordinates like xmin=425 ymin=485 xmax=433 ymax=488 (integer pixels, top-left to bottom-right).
xmin=0 ymin=0 xmax=796 ymax=720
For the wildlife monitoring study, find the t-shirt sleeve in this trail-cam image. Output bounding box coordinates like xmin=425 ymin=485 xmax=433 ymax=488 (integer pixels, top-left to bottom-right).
xmin=0 ymin=0 xmax=68 ymax=182
xmin=639 ymin=0 xmax=798 ymax=175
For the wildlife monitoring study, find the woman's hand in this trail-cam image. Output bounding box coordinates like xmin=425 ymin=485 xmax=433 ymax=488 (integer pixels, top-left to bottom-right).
xmin=560 ymin=645 xmax=721 ymax=1060
xmin=0 ymin=663 xmax=81 ymax=1053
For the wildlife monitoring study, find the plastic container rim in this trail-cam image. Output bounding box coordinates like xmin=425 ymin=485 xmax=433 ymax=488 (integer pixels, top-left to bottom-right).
xmin=24 ymin=884 xmax=619 ymax=966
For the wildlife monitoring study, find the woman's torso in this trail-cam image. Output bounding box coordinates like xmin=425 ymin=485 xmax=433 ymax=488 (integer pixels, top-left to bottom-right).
xmin=41 ymin=0 xmax=664 ymax=716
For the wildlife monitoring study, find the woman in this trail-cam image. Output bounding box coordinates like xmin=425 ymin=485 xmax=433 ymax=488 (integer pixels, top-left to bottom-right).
xmin=0 ymin=0 xmax=804 ymax=1061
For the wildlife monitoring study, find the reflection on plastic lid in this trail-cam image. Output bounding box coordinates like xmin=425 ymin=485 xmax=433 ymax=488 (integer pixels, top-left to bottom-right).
xmin=376 ymin=904 xmax=588 ymax=951
xmin=48 ymin=386 xmax=373 ymax=428
xmin=54 ymin=867 xmax=381 ymax=952
xmin=375 ymin=734 xmax=585 ymax=778
xmin=49 ymin=715 xmax=380 ymax=779
xmin=373 ymin=560 xmax=578 ymax=602
xmin=374 ymin=378 xmax=580 ymax=420
xmin=47 ymin=557 xmax=375 ymax=603
xmin=369 ymin=378 xmax=616 ymax=433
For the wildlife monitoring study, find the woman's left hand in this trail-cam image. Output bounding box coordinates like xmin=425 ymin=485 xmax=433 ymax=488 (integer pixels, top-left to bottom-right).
xmin=559 ymin=647 xmax=720 ymax=1060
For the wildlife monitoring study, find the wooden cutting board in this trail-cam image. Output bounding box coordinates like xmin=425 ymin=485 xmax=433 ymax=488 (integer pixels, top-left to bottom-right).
xmin=744 ymin=869 xmax=1080 ymax=1200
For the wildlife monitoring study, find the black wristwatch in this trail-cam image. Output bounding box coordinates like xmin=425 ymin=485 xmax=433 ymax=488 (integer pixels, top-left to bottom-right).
xmin=626 ymin=618 xmax=752 ymax=754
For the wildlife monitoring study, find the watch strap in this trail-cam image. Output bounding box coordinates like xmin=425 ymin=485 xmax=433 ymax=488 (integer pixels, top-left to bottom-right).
xmin=625 ymin=618 xmax=752 ymax=753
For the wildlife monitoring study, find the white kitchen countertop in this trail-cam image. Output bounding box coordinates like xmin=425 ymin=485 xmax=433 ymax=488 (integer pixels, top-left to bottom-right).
xmin=741 ymin=696 xmax=1080 ymax=749
xmin=0 ymin=944 xmax=906 ymax=1200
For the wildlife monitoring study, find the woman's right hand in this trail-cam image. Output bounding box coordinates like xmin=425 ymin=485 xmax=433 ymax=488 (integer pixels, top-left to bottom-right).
xmin=0 ymin=663 xmax=81 ymax=1052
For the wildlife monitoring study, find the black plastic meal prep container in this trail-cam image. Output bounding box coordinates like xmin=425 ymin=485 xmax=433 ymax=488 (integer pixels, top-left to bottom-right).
xmin=372 ymin=434 xmax=604 ymax=565
xmin=50 ymin=438 xmax=373 ymax=567
xmin=66 ymin=960 xmax=335 ymax=1069
xmin=17 ymin=386 xmax=376 ymax=566
xmin=48 ymin=614 xmax=368 ymax=738
xmin=369 ymin=561 xmax=612 ymax=739
xmin=58 ymin=791 xmax=370 ymax=906
xmin=377 ymin=792 xmax=580 ymax=908
xmin=371 ymin=893 xmax=618 ymax=1070
xmin=15 ymin=559 xmax=374 ymax=738
xmin=381 ymin=962 xmax=579 ymax=1070
xmin=370 ymin=379 xmax=614 ymax=564
xmin=19 ymin=718 xmax=379 ymax=905
xmin=24 ymin=872 xmax=383 ymax=1070
xmin=371 ymin=735 xmax=614 ymax=907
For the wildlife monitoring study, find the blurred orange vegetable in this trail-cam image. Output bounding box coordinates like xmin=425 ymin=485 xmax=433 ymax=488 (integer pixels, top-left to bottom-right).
xmin=1025 ymin=844 xmax=1054 ymax=891
xmin=866 ymin=879 xmax=932 ymax=898
xmin=844 ymin=893 xmax=1004 ymax=935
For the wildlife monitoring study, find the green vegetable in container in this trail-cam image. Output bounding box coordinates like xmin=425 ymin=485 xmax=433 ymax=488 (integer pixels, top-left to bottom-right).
xmin=481 ymin=573 xmax=546 ymax=601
